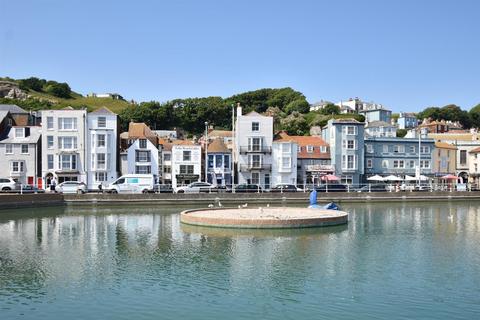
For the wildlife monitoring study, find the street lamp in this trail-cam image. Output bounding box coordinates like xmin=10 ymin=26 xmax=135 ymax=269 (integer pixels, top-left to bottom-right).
xmin=205 ymin=121 xmax=208 ymax=183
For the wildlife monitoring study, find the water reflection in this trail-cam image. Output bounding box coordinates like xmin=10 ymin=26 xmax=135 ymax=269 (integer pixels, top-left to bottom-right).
xmin=0 ymin=202 xmax=480 ymax=319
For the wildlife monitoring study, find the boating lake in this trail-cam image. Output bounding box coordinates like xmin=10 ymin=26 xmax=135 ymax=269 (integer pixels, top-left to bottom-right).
xmin=0 ymin=202 xmax=479 ymax=319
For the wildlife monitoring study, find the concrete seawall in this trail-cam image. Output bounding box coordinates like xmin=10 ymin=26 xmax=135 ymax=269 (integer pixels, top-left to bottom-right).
xmin=2 ymin=191 xmax=480 ymax=210
xmin=0 ymin=193 xmax=64 ymax=210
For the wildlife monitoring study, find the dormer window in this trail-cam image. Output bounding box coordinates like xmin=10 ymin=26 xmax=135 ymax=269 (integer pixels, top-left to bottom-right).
xmin=139 ymin=139 xmax=147 ymax=148
xmin=252 ymin=122 xmax=259 ymax=132
xmin=307 ymin=145 xmax=314 ymax=153
xmin=15 ymin=128 xmax=24 ymax=138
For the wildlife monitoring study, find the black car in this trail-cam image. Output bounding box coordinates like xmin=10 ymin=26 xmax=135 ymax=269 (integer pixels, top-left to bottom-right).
xmin=152 ymin=184 xmax=173 ymax=193
xmin=357 ymin=184 xmax=387 ymax=192
xmin=314 ymin=183 xmax=348 ymax=192
xmin=233 ymin=184 xmax=263 ymax=193
xmin=270 ymin=184 xmax=302 ymax=192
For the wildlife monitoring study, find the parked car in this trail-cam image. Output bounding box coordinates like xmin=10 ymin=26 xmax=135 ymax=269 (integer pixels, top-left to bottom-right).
xmin=175 ymin=182 xmax=216 ymax=193
xmin=357 ymin=184 xmax=388 ymax=192
xmin=270 ymin=184 xmax=303 ymax=192
xmin=233 ymin=184 xmax=263 ymax=193
xmin=315 ymin=183 xmax=348 ymax=192
xmin=106 ymin=174 xmax=155 ymax=194
xmin=0 ymin=178 xmax=21 ymax=191
xmin=55 ymin=181 xmax=87 ymax=194
xmin=152 ymin=184 xmax=173 ymax=193
xmin=20 ymin=185 xmax=45 ymax=194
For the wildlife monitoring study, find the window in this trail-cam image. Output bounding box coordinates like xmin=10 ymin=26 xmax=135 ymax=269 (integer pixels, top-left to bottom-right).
xmin=281 ymin=143 xmax=291 ymax=153
xmin=393 ymin=160 xmax=405 ymax=168
xmin=320 ymin=146 xmax=327 ymax=153
xmin=409 ymin=146 xmax=415 ymax=153
xmin=251 ymin=172 xmax=260 ymax=185
xmin=344 ymin=126 xmax=357 ymax=135
xmin=96 ymin=172 xmax=107 ymax=182
xmin=136 ymin=150 xmax=151 ymax=162
xmin=139 ymin=139 xmax=147 ymax=148
xmin=341 ymin=175 xmax=353 ymax=185
xmin=249 ymin=154 xmax=261 ymax=168
xmin=47 ymin=117 xmax=54 ymax=130
xmin=179 ymin=165 xmax=194 ymax=174
xmin=409 ymin=160 xmax=415 ymax=168
xmin=11 ymin=161 xmax=24 ymax=173
xmin=383 ymin=145 xmax=389 ymax=153
xmin=97 ymin=134 xmax=106 ymax=147
xmin=460 ymin=150 xmax=467 ymax=165
xmin=366 ymin=144 xmax=374 ymax=153
xmin=97 ymin=117 xmax=106 ymax=128
xmin=21 ymin=144 xmax=28 ymax=154
xmin=215 ymin=155 xmax=223 ymax=168
xmin=281 ymin=157 xmax=291 ymax=169
xmin=163 ymin=153 xmax=171 ymax=161
xmin=249 ymin=137 xmax=262 ymax=152
xmin=183 ymin=150 xmax=191 ymax=161
xmin=58 ymin=118 xmax=77 ymax=130
xmin=420 ymin=160 xmax=430 ymax=169
xmin=5 ymin=144 xmax=13 ymax=154
xmin=59 ymin=154 xmax=77 ymax=170
xmin=420 ymin=146 xmax=430 ymax=153
xmin=96 ymin=153 xmax=106 ymax=170
xmin=224 ymin=155 xmax=230 ymax=169
xmin=342 ymin=154 xmax=356 ymax=170
xmin=394 ymin=145 xmax=404 ymax=153
xmin=264 ymin=173 xmax=270 ymax=189
xmin=208 ymin=154 xmax=214 ymax=168
xmin=47 ymin=155 xmax=54 ymax=170
xmin=382 ymin=160 xmax=389 ymax=168
xmin=135 ymin=165 xmax=151 ymax=174
xmin=47 ymin=136 xmax=54 ymax=149
xmin=251 ymin=122 xmax=259 ymax=132
xmin=367 ymin=159 xmax=373 ymax=168
xmin=297 ymin=146 xmax=301 ymax=152
xmin=163 ymin=166 xmax=171 ymax=173
xmin=58 ymin=137 xmax=77 ymax=150
xmin=306 ymin=145 xmax=313 ymax=153
xmin=15 ymin=128 xmax=24 ymax=138
xmin=343 ymin=139 xmax=356 ymax=150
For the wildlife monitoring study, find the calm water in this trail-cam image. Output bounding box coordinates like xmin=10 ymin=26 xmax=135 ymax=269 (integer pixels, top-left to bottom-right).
xmin=1 ymin=202 xmax=480 ymax=320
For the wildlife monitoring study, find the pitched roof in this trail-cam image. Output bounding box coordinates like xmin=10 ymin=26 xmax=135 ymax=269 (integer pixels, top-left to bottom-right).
xmin=172 ymin=139 xmax=196 ymax=146
xmin=470 ymin=147 xmax=480 ymax=153
xmin=244 ymin=111 xmax=264 ymax=117
xmin=0 ymin=104 xmax=27 ymax=114
xmin=435 ymin=141 xmax=457 ymax=150
xmin=208 ymin=130 xmax=232 ymax=137
xmin=90 ymin=107 xmax=116 ymax=115
xmin=273 ymin=131 xmax=296 ymax=143
xmin=158 ymin=138 xmax=173 ymax=151
xmin=0 ymin=110 xmax=9 ymax=124
xmin=284 ymin=134 xmax=330 ymax=159
xmin=207 ymin=138 xmax=230 ymax=153
xmin=0 ymin=126 xmax=41 ymax=144
xmin=428 ymin=133 xmax=477 ymax=141
xmin=128 ymin=122 xmax=157 ymax=140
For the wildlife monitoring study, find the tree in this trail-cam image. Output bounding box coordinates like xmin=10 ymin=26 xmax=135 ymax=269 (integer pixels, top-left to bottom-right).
xmin=396 ymin=129 xmax=407 ymax=137
xmin=319 ymin=103 xmax=340 ymax=115
xmin=18 ymin=77 xmax=46 ymax=91
xmin=285 ymin=99 xmax=309 ymax=114
xmin=280 ymin=111 xmax=309 ymax=135
xmin=45 ymin=82 xmax=71 ymax=98
xmin=469 ymin=103 xmax=480 ymax=128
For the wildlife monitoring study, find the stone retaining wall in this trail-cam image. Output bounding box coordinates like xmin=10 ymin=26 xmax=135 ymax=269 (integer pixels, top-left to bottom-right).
xmin=0 ymin=193 xmax=64 ymax=210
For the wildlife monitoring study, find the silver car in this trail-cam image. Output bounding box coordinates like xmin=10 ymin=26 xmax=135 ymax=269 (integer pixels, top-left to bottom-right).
xmin=0 ymin=178 xmax=21 ymax=191
xmin=55 ymin=181 xmax=87 ymax=194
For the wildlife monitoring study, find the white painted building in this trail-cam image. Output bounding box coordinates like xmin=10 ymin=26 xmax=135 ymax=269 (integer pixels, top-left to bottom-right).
xmin=271 ymin=133 xmax=297 ymax=186
xmin=0 ymin=126 xmax=41 ymax=186
xmin=235 ymin=105 xmax=273 ymax=189
xmin=86 ymin=107 xmax=118 ymax=190
xmin=41 ymin=108 xmax=87 ymax=188
xmin=171 ymin=143 xmax=201 ymax=189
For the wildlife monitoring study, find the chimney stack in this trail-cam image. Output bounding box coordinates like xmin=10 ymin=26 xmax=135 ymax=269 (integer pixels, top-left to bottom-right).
xmin=236 ymin=102 xmax=242 ymax=117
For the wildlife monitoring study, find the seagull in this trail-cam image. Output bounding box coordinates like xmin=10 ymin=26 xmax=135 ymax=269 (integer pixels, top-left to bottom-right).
xmin=242 ymin=203 xmax=248 ymax=208
xmin=266 ymin=204 xmax=270 ymax=208
xmin=208 ymin=204 xmax=214 ymax=208
xmin=218 ymin=201 xmax=223 ymax=207
xmin=238 ymin=205 xmax=241 ymax=209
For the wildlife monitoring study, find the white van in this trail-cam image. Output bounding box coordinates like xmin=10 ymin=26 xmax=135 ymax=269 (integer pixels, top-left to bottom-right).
xmin=106 ymin=174 xmax=154 ymax=194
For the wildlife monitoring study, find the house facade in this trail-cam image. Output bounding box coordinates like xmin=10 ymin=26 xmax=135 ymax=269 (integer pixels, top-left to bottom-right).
xmin=271 ymin=132 xmax=297 ymax=187
xmin=158 ymin=138 xmax=172 ymax=185
xmin=86 ymin=107 xmax=118 ymax=190
xmin=235 ymin=105 xmax=273 ymax=189
xmin=172 ymin=142 xmax=201 ymax=189
xmin=322 ymin=119 xmax=365 ymax=185
xmin=364 ymin=137 xmax=435 ymax=179
xmin=206 ymin=138 xmax=232 ymax=187
xmin=433 ymin=141 xmax=457 ymax=178
xmin=365 ymin=121 xmax=397 ymax=138
xmin=41 ymin=108 xmax=87 ymax=187
xmin=398 ymin=112 xmax=418 ymax=129
xmin=0 ymin=126 xmax=41 ymax=186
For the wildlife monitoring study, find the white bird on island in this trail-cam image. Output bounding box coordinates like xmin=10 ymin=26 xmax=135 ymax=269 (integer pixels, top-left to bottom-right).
xmin=238 ymin=205 xmax=241 ymax=209
xmin=218 ymin=201 xmax=223 ymax=207
xmin=208 ymin=204 xmax=214 ymax=208
xmin=266 ymin=204 xmax=270 ymax=208
xmin=242 ymin=203 xmax=248 ymax=208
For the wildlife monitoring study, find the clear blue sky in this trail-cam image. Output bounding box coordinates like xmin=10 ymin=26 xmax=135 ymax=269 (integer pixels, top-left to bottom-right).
xmin=1 ymin=0 xmax=479 ymax=112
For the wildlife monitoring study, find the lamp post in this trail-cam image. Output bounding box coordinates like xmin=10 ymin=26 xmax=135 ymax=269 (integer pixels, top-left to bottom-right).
xmin=231 ymin=104 xmax=235 ymax=193
xmin=204 ymin=121 xmax=208 ymax=183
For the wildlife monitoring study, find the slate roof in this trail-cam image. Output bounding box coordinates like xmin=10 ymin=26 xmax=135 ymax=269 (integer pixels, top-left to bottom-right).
xmin=89 ymin=107 xmax=116 ymax=115
xmin=0 ymin=104 xmax=27 ymax=114
xmin=0 ymin=126 xmax=41 ymax=144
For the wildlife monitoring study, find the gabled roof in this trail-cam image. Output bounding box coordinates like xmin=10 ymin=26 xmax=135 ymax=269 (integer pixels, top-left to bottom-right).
xmin=435 ymin=141 xmax=457 ymax=150
xmin=0 ymin=110 xmax=9 ymax=124
xmin=127 ymin=122 xmax=157 ymax=144
xmin=208 ymin=129 xmax=232 ymax=137
xmin=207 ymin=138 xmax=230 ymax=153
xmin=0 ymin=104 xmax=27 ymax=114
xmin=172 ymin=139 xmax=197 ymax=146
xmin=158 ymin=138 xmax=173 ymax=151
xmin=273 ymin=131 xmax=296 ymax=143
xmin=365 ymin=120 xmax=395 ymax=128
xmin=283 ymin=133 xmax=330 ymax=160
xmin=0 ymin=126 xmax=41 ymax=144
xmin=90 ymin=107 xmax=116 ymax=115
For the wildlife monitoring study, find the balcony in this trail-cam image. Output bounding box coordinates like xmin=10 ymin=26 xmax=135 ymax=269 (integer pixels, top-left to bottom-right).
xmin=239 ymin=146 xmax=271 ymax=154
xmin=239 ymin=164 xmax=272 ymax=171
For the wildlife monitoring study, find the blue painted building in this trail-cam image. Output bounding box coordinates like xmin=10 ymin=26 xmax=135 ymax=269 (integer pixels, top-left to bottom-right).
xmin=359 ymin=108 xmax=392 ymax=123
xmin=322 ymin=118 xmax=365 ymax=185
xmin=364 ymin=137 xmax=435 ymax=179
xmin=398 ymin=112 xmax=418 ymax=129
